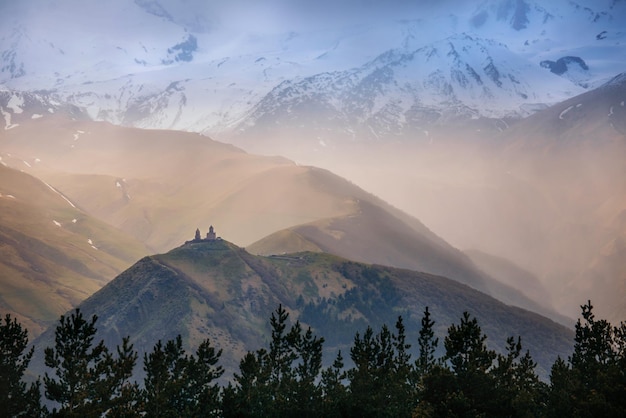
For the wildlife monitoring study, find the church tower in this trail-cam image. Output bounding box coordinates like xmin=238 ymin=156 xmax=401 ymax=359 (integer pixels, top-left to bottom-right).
xmin=207 ymin=225 xmax=216 ymax=240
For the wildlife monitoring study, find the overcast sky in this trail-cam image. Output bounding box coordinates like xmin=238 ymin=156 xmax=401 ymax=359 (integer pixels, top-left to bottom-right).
xmin=0 ymin=0 xmax=466 ymax=37
xmin=212 ymin=0 xmax=461 ymax=31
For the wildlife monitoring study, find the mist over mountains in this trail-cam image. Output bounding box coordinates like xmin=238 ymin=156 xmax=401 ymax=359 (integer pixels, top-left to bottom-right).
xmin=0 ymin=113 xmax=572 ymax=334
xmin=0 ymin=0 xmax=625 ymax=388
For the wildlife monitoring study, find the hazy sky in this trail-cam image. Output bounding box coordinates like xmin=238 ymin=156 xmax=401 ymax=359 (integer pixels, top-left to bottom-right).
xmin=0 ymin=0 xmax=464 ymax=45
xmin=209 ymin=0 xmax=459 ymax=31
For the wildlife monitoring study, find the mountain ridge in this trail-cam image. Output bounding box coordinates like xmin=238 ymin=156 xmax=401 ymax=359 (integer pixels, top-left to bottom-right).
xmin=247 ymin=197 xmax=571 ymax=326
xmin=30 ymin=238 xmax=575 ymax=380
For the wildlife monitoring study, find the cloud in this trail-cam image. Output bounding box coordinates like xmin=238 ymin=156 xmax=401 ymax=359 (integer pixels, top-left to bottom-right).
xmin=0 ymin=0 xmax=466 ymax=37
xmin=212 ymin=0 xmax=463 ymax=32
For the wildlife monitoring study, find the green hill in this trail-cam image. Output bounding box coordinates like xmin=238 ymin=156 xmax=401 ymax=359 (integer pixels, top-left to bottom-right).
xmin=31 ymin=238 xmax=574 ymax=380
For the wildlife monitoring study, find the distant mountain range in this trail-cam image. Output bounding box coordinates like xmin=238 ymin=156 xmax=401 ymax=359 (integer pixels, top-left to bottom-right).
xmin=1 ymin=0 xmax=624 ymax=139
xmin=1 ymin=72 xmax=624 ymax=333
xmin=230 ymin=33 xmax=581 ymax=144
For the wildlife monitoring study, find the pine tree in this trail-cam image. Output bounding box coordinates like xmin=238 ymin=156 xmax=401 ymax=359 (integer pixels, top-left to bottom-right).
xmin=417 ymin=311 xmax=497 ymax=416
xmin=446 ymin=312 xmax=497 ymax=415
xmin=96 ymin=337 xmax=140 ymax=417
xmin=291 ymin=323 xmax=324 ymax=417
xmin=183 ymin=338 xmax=224 ymax=417
xmin=44 ymin=309 xmax=136 ymax=417
xmin=0 ymin=314 xmax=44 ymax=417
xmin=414 ymin=364 xmax=456 ymax=418
xmin=142 ymin=338 xmax=180 ymax=417
xmin=546 ymin=356 xmax=575 ymax=417
xmin=320 ymin=351 xmax=348 ymax=417
xmin=347 ymin=319 xmax=415 ymax=418
xmin=444 ymin=312 xmax=495 ymax=376
xmin=390 ymin=317 xmax=416 ymax=417
xmin=571 ymin=301 xmax=615 ymax=380
xmin=413 ymin=306 xmax=441 ymax=417
xmin=490 ymin=336 xmax=546 ymax=416
xmin=223 ymin=305 xmax=326 ymax=417
xmin=348 ymin=325 xmax=383 ymax=417
xmin=267 ymin=304 xmax=298 ymax=415
xmin=547 ymin=301 xmax=626 ymax=417
xmin=415 ymin=307 xmax=438 ymax=378
xmin=222 ymin=350 xmax=270 ymax=418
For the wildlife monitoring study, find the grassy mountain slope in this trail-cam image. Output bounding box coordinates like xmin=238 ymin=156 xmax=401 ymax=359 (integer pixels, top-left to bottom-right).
xmin=0 ymin=165 xmax=149 ymax=337
xmin=31 ymin=239 xmax=573 ymax=381
xmin=249 ymin=198 xmax=490 ymax=288
xmin=248 ymin=198 xmax=569 ymax=325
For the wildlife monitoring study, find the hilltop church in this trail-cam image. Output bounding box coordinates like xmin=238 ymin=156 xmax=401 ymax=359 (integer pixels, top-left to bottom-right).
xmin=188 ymin=225 xmax=218 ymax=243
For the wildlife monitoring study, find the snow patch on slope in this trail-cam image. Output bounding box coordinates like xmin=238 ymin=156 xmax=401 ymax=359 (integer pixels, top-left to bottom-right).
xmin=42 ymin=181 xmax=77 ymax=209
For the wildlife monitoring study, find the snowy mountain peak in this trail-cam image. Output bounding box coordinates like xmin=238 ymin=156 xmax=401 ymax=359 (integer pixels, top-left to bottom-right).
xmin=231 ymin=32 xmax=585 ymax=142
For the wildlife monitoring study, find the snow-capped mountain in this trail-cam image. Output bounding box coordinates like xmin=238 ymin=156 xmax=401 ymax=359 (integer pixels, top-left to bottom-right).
xmin=0 ymin=89 xmax=87 ymax=130
xmin=232 ymin=33 xmax=584 ymax=142
xmin=1 ymin=0 xmax=624 ymax=139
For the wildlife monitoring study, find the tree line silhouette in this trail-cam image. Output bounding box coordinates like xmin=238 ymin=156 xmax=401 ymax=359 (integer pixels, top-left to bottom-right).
xmin=1 ymin=301 xmax=625 ymax=417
